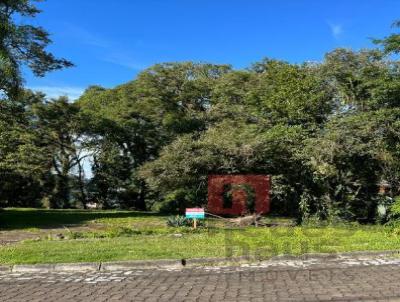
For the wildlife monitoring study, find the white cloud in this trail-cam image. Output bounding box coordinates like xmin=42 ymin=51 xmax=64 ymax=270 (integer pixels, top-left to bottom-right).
xmin=28 ymin=86 xmax=85 ymax=100
xmin=328 ymin=22 xmax=343 ymax=39
xmin=64 ymin=24 xmax=110 ymax=48
xmin=102 ymin=52 xmax=145 ymax=70
xmin=65 ymin=24 xmax=145 ymax=71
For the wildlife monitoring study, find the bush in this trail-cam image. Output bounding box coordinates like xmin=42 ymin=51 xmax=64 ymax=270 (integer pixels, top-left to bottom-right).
xmin=166 ymin=215 xmax=191 ymax=227
xmin=166 ymin=215 xmax=206 ymax=228
xmin=152 ymin=189 xmax=188 ymax=214
xmin=387 ymin=196 xmax=400 ymax=221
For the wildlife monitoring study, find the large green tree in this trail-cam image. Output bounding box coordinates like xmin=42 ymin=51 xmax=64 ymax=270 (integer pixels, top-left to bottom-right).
xmin=0 ymin=0 xmax=73 ymax=99
xmin=297 ymin=47 xmax=400 ymax=222
xmin=139 ymin=60 xmax=335 ymax=214
xmin=374 ymin=21 xmax=400 ymax=55
xmin=0 ymin=90 xmax=52 ymax=207
xmin=302 ymin=109 xmax=400 ymax=222
xmin=33 ymin=97 xmax=87 ymax=208
xmin=322 ymin=48 xmax=400 ymax=111
xmin=78 ymin=63 xmax=231 ymax=209
xmin=0 ymin=0 xmax=73 ymax=208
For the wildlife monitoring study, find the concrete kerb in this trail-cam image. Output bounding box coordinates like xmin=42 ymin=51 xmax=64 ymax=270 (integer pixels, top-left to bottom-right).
xmin=12 ymin=264 xmax=55 ymax=273
xmin=271 ymin=249 xmax=400 ymax=261
xmin=54 ymin=262 xmax=101 ymax=272
xmin=3 ymin=249 xmax=400 ymax=273
xmin=0 ymin=265 xmax=11 ymax=273
xmin=100 ymin=259 xmax=180 ymax=271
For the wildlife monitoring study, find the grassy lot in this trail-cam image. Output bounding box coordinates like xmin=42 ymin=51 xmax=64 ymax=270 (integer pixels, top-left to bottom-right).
xmin=0 ymin=208 xmax=165 ymax=230
xmin=0 ymin=208 xmax=400 ymax=264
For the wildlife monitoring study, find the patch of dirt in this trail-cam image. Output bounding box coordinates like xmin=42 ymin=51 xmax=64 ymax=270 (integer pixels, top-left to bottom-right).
xmin=0 ymin=231 xmax=41 ymax=246
xmin=0 ymin=223 xmax=109 ymax=246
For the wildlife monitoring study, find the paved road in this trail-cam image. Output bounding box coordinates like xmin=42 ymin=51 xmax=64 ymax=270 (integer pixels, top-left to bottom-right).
xmin=2 ymin=256 xmax=400 ymax=301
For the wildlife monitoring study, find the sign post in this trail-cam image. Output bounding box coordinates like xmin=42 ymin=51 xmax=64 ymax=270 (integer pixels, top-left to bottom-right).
xmin=185 ymin=208 xmax=205 ymax=229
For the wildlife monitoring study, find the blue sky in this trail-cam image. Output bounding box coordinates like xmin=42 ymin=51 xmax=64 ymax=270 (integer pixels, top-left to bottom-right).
xmin=24 ymin=0 xmax=400 ymax=100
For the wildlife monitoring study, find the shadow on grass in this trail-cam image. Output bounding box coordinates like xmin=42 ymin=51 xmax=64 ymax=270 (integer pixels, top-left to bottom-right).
xmin=0 ymin=208 xmax=162 ymax=230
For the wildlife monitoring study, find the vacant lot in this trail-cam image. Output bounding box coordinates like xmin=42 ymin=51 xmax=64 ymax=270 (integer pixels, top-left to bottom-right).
xmin=0 ymin=208 xmax=400 ymax=265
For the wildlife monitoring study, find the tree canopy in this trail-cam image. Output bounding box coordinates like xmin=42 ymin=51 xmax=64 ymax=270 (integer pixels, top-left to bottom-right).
xmin=1 ymin=8 xmax=400 ymax=223
xmin=0 ymin=0 xmax=73 ymax=99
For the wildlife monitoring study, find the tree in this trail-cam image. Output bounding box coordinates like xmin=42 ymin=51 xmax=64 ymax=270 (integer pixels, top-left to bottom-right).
xmin=302 ymin=109 xmax=400 ymax=222
xmin=0 ymin=0 xmax=73 ymax=99
xmin=0 ymin=90 xmax=52 ymax=206
xmin=210 ymin=59 xmax=335 ymax=127
xmin=139 ymin=59 xmax=335 ymax=214
xmin=0 ymin=0 xmax=74 ymax=207
xmin=322 ymin=48 xmax=400 ymax=111
xmin=33 ymin=97 xmax=88 ymax=208
xmin=140 ymin=120 xmax=309 ymax=214
xmin=374 ymin=21 xmax=400 ymax=55
xmin=78 ymin=63 xmax=231 ymax=209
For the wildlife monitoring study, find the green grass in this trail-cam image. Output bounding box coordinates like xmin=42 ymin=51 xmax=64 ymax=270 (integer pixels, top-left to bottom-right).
xmin=1 ymin=208 xmax=400 ymax=265
xmin=0 ymin=208 xmax=165 ymax=230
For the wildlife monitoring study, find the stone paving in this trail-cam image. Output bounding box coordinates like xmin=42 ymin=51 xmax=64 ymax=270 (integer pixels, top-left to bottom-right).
xmin=2 ymin=256 xmax=400 ymax=301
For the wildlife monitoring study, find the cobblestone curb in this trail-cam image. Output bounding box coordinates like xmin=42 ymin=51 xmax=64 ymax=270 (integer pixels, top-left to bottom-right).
xmin=2 ymin=249 xmax=399 ymax=273
xmin=270 ymin=249 xmax=400 ymax=261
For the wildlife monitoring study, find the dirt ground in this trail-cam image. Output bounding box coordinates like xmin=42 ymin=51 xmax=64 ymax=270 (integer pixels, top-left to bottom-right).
xmin=0 ymin=224 xmax=107 ymax=246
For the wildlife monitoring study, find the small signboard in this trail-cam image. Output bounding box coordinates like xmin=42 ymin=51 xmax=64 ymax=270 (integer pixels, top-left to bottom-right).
xmin=185 ymin=208 xmax=205 ymax=219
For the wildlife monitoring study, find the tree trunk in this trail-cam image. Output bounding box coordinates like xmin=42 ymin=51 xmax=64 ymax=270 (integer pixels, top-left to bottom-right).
xmin=76 ymin=158 xmax=87 ymax=209
xmin=136 ymin=180 xmax=147 ymax=211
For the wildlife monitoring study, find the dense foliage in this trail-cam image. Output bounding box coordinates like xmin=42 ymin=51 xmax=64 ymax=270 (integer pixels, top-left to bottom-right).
xmin=1 ymin=1 xmax=400 ymax=222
